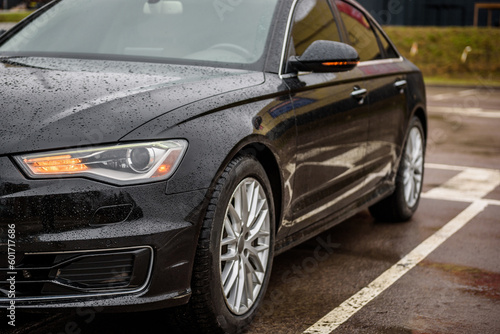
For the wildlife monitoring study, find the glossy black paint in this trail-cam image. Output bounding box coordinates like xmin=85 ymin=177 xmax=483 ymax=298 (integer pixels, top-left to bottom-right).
xmin=0 ymin=0 xmax=426 ymax=310
xmin=0 ymin=58 xmax=265 ymax=155
xmin=287 ymin=68 xmax=370 ymax=234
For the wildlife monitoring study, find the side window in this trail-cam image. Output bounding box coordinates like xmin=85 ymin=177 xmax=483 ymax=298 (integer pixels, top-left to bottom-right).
xmin=289 ymin=0 xmax=341 ymax=58
xmin=374 ymin=26 xmax=399 ymax=59
xmin=335 ymin=0 xmax=381 ymax=62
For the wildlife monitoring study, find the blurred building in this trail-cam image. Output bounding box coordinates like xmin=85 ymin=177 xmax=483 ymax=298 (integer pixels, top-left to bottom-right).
xmin=1 ymin=0 xmax=23 ymax=10
xmin=3 ymin=0 xmax=499 ymax=27
xmin=1 ymin=0 xmax=49 ymax=10
xmin=356 ymin=0 xmax=500 ymax=27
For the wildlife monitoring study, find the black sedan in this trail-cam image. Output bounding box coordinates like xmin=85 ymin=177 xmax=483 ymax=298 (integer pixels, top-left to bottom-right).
xmin=0 ymin=0 xmax=426 ymax=332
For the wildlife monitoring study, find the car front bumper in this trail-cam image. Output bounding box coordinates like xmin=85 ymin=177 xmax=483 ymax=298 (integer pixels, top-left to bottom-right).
xmin=0 ymin=156 xmax=206 ymax=311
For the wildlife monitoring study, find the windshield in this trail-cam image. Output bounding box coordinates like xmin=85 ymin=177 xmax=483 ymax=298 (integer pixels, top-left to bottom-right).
xmin=0 ymin=0 xmax=279 ymax=68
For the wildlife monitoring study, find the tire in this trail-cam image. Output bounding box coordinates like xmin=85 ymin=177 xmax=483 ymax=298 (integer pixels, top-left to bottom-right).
xmin=172 ymin=155 xmax=275 ymax=334
xmin=369 ymin=117 xmax=425 ymax=222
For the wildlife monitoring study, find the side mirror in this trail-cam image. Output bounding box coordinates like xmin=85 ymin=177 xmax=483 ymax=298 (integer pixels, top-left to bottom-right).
xmin=288 ymin=40 xmax=359 ymax=73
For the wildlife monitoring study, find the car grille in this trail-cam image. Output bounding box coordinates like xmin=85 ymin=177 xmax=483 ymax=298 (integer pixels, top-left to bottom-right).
xmin=53 ymin=253 xmax=135 ymax=289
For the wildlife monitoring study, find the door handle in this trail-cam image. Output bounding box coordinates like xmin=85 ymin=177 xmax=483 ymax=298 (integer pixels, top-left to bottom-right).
xmin=394 ymin=80 xmax=407 ymax=93
xmin=351 ymin=87 xmax=368 ymax=104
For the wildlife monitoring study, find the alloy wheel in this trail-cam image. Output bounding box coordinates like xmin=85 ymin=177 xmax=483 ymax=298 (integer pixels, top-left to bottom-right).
xmin=219 ymin=177 xmax=271 ymax=315
xmin=402 ymin=126 xmax=424 ymax=208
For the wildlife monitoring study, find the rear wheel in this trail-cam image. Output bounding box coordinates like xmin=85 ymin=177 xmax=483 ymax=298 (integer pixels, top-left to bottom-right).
xmin=173 ymin=155 xmax=275 ymax=333
xmin=370 ymin=117 xmax=425 ymax=222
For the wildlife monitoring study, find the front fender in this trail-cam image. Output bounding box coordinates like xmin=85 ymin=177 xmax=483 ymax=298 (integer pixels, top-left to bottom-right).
xmin=122 ymin=74 xmax=296 ymax=196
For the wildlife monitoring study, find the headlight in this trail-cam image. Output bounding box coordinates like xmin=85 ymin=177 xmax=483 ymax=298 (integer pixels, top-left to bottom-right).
xmin=14 ymin=140 xmax=188 ymax=185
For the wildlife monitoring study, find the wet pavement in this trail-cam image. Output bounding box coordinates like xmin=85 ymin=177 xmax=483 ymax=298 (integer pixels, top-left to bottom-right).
xmin=1 ymin=85 xmax=499 ymax=333
xmin=0 ymin=23 xmax=16 ymax=31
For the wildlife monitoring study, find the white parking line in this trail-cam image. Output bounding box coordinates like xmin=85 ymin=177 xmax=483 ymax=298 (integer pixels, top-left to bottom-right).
xmin=303 ymin=201 xmax=488 ymax=334
xmin=428 ymin=89 xmax=478 ymax=101
xmin=429 ymin=106 xmax=500 ymax=118
xmin=425 ymin=163 xmax=468 ymax=171
xmin=424 ymin=166 xmax=500 ymax=201
xmin=423 ymin=163 xmax=500 ymax=206
xmin=303 ymin=164 xmax=499 ymax=334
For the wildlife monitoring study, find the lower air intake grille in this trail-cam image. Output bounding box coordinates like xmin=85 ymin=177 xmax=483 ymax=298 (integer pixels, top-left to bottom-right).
xmin=0 ymin=247 xmax=152 ymax=298
xmin=53 ymin=253 xmax=135 ymax=290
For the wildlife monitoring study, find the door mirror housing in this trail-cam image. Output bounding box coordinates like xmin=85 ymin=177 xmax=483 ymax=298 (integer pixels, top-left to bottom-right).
xmin=288 ymin=40 xmax=360 ymax=73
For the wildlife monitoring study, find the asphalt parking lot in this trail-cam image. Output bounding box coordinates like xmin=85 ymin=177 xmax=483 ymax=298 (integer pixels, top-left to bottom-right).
xmin=1 ymin=85 xmax=499 ymax=334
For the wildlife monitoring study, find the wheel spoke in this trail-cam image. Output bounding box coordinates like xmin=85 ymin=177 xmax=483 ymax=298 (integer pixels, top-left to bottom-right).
xmin=249 ymin=198 xmax=266 ymax=228
xmin=221 ymin=250 xmax=238 ymax=262
xmin=407 ymin=134 xmax=414 ymax=157
xmin=227 ymin=204 xmax=242 ymax=235
xmin=412 ymin=132 xmax=422 ymax=160
xmin=220 ymin=177 xmax=271 ymax=315
xmin=410 ymin=178 xmax=417 ymax=202
xmin=223 ymin=216 xmax=237 ymax=239
xmin=221 ymin=260 xmax=236 ymax=286
xmin=223 ymin=259 xmax=239 ymax=297
xmin=414 ymin=174 xmax=422 ymax=194
xmin=413 ymin=173 xmax=422 ymax=184
xmin=221 ymin=236 xmax=237 ymax=247
xmin=241 ymin=254 xmax=257 ymax=301
xmin=402 ymin=126 xmax=424 ymax=208
xmin=404 ymin=173 xmax=414 ymax=202
xmin=245 ymin=269 xmax=255 ymax=301
xmin=234 ymin=260 xmax=246 ymax=313
xmin=247 ymin=209 xmax=269 ymax=242
xmin=247 ymin=182 xmax=258 ymax=227
xmin=240 ymin=182 xmax=250 ymax=224
xmin=414 ymin=156 xmax=424 ymax=172
xmin=246 ymin=246 xmax=267 ymax=273
xmin=403 ymin=171 xmax=412 ymax=187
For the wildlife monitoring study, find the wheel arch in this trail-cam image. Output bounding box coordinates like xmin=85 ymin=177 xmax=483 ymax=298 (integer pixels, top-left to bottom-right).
xmin=208 ymin=137 xmax=285 ymax=237
xmin=239 ymin=142 xmax=283 ymax=235
xmin=412 ymin=106 xmax=428 ymax=140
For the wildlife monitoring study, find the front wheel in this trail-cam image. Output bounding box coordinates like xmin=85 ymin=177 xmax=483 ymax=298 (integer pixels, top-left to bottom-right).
xmin=174 ymin=155 xmax=275 ymax=333
xmin=370 ymin=116 xmax=426 ymax=222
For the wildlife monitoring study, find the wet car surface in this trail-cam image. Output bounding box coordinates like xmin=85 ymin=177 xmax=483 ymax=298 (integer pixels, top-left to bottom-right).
xmin=2 ymin=86 xmax=499 ymax=334
xmin=1 ymin=1 xmax=427 ymax=333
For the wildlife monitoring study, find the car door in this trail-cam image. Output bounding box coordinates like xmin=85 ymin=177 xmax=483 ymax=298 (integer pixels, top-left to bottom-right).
xmin=335 ymin=0 xmax=409 ymax=191
xmin=283 ymin=0 xmax=371 ymax=234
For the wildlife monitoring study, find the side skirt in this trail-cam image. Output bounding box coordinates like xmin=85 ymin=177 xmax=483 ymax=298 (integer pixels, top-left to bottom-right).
xmin=274 ymin=183 xmax=395 ymax=255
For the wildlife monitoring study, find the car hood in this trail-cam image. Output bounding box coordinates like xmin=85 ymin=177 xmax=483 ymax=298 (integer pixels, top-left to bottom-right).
xmin=0 ymin=57 xmax=264 ymax=155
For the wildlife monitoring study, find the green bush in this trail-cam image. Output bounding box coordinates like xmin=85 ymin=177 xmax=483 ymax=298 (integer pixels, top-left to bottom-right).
xmin=384 ymin=27 xmax=500 ymax=85
xmin=0 ymin=11 xmax=33 ymax=23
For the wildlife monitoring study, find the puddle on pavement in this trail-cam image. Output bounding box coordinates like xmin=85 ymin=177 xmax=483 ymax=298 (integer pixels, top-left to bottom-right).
xmin=420 ymin=260 xmax=500 ymax=300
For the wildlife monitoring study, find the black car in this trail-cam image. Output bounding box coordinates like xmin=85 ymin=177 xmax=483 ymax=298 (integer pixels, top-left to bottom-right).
xmin=0 ymin=0 xmax=426 ymax=332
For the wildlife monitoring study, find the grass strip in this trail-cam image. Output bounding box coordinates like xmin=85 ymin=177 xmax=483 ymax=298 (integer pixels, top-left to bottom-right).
xmin=385 ymin=26 xmax=500 ymax=86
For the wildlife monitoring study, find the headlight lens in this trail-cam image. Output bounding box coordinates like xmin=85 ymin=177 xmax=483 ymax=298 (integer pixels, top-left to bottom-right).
xmin=14 ymin=140 xmax=188 ymax=185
